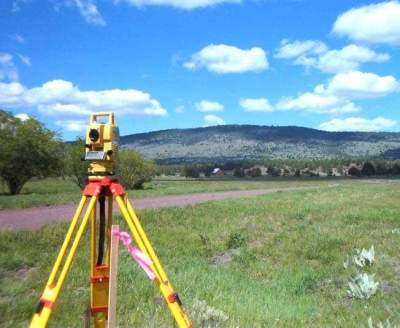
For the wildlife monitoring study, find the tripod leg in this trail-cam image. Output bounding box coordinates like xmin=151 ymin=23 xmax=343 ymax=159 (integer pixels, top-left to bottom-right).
xmin=115 ymin=196 xmax=192 ymax=328
xmin=30 ymin=196 xmax=98 ymax=328
xmin=90 ymin=195 xmax=113 ymax=328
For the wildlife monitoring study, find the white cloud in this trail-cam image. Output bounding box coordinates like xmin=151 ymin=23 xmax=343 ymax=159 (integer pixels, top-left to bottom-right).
xmin=319 ymin=117 xmax=397 ymax=132
xmin=240 ymin=98 xmax=273 ymax=112
xmin=333 ymin=1 xmax=400 ymax=45
xmin=203 ymin=114 xmax=225 ymax=126
xmin=0 ymin=53 xmax=18 ymax=81
xmin=56 ymin=119 xmax=87 ymax=131
xmin=277 ymin=70 xmax=399 ymax=114
xmin=17 ymin=54 xmax=31 ymax=66
xmin=275 ymin=40 xmax=328 ymax=59
xmin=175 ymin=105 xmax=185 ymax=113
xmin=196 ymin=100 xmax=224 ymax=112
xmin=321 ymin=71 xmax=400 ymax=99
xmin=276 ymin=41 xmax=390 ymax=74
xmin=117 ymin=0 xmax=241 ymax=10
xmin=184 ymin=44 xmax=268 ymax=74
xmin=0 ymin=79 xmax=167 ymax=117
xmin=315 ymin=45 xmax=389 ymax=74
xmin=276 ymin=93 xmax=360 ymax=115
xmin=69 ymin=0 xmax=106 ymax=26
xmin=14 ymin=113 xmax=29 ymax=121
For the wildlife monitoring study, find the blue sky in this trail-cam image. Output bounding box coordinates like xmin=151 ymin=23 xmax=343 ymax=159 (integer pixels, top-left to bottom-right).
xmin=0 ymin=0 xmax=399 ymax=139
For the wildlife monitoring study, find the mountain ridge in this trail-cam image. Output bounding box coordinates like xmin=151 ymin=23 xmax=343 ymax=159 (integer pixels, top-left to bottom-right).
xmin=120 ymin=124 xmax=400 ymax=164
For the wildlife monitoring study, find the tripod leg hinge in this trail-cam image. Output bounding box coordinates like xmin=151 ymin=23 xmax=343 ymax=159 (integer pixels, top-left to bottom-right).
xmin=35 ymin=299 xmax=55 ymax=313
xmin=167 ymin=293 xmax=183 ymax=306
xmin=91 ymin=305 xmax=108 ymax=314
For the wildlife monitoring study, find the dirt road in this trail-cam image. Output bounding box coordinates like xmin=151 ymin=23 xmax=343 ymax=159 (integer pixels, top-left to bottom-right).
xmin=0 ymin=186 xmax=317 ymax=230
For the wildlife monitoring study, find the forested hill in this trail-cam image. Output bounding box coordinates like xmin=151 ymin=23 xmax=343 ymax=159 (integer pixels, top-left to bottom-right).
xmin=120 ymin=125 xmax=400 ymax=164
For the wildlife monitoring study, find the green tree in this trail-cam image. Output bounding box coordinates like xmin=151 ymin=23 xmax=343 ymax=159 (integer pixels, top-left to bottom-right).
xmin=182 ymin=166 xmax=200 ymax=178
xmin=361 ymin=161 xmax=376 ymax=176
xmin=65 ymin=138 xmax=88 ymax=189
xmin=0 ymin=110 xmax=61 ymax=194
xmin=118 ymin=149 xmax=156 ymax=189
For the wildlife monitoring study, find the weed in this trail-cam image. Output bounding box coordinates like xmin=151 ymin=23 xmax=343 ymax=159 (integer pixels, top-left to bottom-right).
xmin=226 ymin=232 xmax=247 ymax=249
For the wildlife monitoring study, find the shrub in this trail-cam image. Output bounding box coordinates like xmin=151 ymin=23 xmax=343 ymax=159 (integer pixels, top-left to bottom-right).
xmin=65 ymin=138 xmax=88 ymax=189
xmin=117 ymin=149 xmax=156 ymax=189
xmin=361 ymin=162 xmax=376 ymax=176
xmin=233 ymin=167 xmax=245 ymax=178
xmin=250 ymin=167 xmax=262 ymax=177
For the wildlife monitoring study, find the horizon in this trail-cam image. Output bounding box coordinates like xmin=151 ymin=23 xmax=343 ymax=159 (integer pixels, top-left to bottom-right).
xmin=1 ymin=0 xmax=399 ymax=140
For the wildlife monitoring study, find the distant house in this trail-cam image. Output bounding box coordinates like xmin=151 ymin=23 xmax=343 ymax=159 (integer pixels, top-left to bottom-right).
xmin=212 ymin=168 xmax=224 ymax=176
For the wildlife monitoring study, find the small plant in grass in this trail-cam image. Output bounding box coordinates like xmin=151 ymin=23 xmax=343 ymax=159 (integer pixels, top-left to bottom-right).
xmin=347 ymin=273 xmax=379 ymax=299
xmin=190 ymin=299 xmax=229 ymax=327
xmin=199 ymin=234 xmax=213 ymax=257
xmin=344 ymin=246 xmax=375 ymax=269
xmin=226 ymin=232 xmax=246 ymax=249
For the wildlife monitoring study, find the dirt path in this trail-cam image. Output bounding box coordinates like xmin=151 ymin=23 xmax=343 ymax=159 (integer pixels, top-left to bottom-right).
xmin=0 ymin=186 xmax=318 ymax=230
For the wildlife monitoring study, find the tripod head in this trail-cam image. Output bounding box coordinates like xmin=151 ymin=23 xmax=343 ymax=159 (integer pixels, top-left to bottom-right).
xmin=84 ymin=112 xmax=119 ymax=178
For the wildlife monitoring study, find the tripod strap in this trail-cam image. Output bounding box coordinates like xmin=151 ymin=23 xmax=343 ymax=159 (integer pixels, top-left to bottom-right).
xmin=112 ymin=227 xmax=156 ymax=281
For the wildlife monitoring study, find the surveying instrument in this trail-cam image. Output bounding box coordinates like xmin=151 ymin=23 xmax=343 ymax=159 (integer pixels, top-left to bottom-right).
xmin=30 ymin=112 xmax=192 ymax=328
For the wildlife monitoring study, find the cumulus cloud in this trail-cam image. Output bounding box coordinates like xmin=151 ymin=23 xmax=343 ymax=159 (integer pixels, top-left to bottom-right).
xmin=275 ymin=39 xmax=328 ymax=59
xmin=319 ymin=117 xmax=397 ymax=132
xmin=14 ymin=113 xmax=29 ymax=121
xmin=333 ymin=1 xmax=400 ymax=45
xmin=203 ymin=114 xmax=225 ymax=126
xmin=0 ymin=79 xmax=167 ymax=117
xmin=184 ymin=44 xmax=268 ymax=74
xmin=56 ymin=119 xmax=87 ymax=131
xmin=276 ymin=70 xmax=399 ymax=114
xmin=0 ymin=53 xmax=18 ymax=81
xmin=196 ymin=100 xmax=224 ymax=112
xmin=117 ymin=0 xmax=241 ymax=10
xmin=276 ymin=40 xmax=390 ymax=74
xmin=240 ymin=98 xmax=273 ymax=112
xmin=320 ymin=71 xmax=400 ymax=99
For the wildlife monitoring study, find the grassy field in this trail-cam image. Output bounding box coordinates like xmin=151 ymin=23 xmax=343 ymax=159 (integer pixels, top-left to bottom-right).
xmin=0 ymin=177 xmax=333 ymax=209
xmin=1 ymin=181 xmax=400 ymax=327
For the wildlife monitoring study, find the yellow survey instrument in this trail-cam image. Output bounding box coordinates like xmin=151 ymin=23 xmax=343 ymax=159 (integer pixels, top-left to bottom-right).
xmin=30 ymin=112 xmax=192 ymax=328
xmin=85 ymin=112 xmax=119 ymax=178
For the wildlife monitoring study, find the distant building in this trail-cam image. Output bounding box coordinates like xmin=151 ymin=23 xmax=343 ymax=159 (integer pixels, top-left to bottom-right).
xmin=212 ymin=168 xmax=224 ymax=176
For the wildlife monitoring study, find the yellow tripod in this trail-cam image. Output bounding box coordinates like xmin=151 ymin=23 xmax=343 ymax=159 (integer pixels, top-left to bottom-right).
xmin=30 ymin=177 xmax=192 ymax=328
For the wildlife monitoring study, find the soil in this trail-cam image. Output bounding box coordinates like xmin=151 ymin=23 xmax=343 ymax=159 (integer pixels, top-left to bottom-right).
xmin=0 ymin=187 xmax=316 ymax=230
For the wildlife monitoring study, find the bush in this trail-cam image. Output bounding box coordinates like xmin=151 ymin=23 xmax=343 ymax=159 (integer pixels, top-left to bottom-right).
xmin=390 ymin=163 xmax=400 ymax=175
xmin=233 ymin=167 xmax=245 ymax=178
xmin=118 ymin=149 xmax=156 ymax=189
xmin=0 ymin=110 xmax=62 ymax=194
xmin=361 ymin=162 xmax=376 ymax=176
xmin=348 ymin=166 xmax=361 ymax=177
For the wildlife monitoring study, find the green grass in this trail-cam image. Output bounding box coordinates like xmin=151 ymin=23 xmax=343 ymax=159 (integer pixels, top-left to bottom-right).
xmin=1 ymin=181 xmax=400 ymax=327
xmin=0 ymin=177 xmax=332 ymax=209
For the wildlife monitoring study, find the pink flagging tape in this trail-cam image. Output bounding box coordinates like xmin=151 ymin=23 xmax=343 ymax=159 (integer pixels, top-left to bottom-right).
xmin=112 ymin=227 xmax=156 ymax=281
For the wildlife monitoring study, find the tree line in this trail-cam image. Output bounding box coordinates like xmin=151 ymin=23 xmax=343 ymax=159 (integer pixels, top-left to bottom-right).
xmin=0 ymin=110 xmax=156 ymax=194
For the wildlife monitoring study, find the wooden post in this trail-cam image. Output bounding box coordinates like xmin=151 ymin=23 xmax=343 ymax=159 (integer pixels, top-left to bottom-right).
xmin=107 ymin=225 xmax=119 ymax=328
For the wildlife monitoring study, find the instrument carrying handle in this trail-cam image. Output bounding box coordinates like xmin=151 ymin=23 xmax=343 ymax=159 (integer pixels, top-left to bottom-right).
xmin=90 ymin=112 xmax=115 ymax=125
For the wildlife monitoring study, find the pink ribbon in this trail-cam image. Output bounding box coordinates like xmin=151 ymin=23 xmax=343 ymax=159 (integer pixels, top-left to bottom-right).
xmin=112 ymin=227 xmax=156 ymax=281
